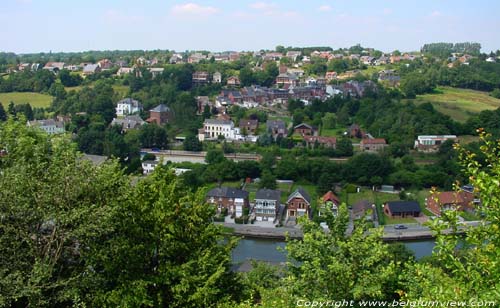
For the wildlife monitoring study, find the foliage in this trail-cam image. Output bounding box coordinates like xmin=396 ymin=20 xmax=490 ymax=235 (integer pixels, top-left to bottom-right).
xmin=401 ymin=130 xmax=500 ymax=302
xmin=183 ymin=134 xmax=203 ymax=151
xmin=259 ymin=170 xmax=277 ymax=190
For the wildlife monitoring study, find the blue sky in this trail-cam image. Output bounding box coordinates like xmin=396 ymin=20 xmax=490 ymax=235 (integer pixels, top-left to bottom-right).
xmin=1 ymin=0 xmax=499 ymax=53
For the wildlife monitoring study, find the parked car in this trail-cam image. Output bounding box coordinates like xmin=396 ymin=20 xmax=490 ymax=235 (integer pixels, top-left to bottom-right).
xmin=394 ymin=224 xmax=408 ymax=230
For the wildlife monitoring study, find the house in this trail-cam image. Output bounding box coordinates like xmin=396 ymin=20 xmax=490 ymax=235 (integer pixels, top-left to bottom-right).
xmin=294 ymin=123 xmax=317 ymax=136
xmin=384 ymin=201 xmax=421 ymax=218
xmin=188 ymin=53 xmax=207 ymax=64
xmin=227 ymin=76 xmax=240 ymax=87
xmin=199 ymin=119 xmax=235 ymax=141
xmin=266 ymin=120 xmax=287 ymax=139
xmin=326 ymin=85 xmax=343 ymax=97
xmin=97 ymin=59 xmax=113 ymax=70
xmin=325 ymin=71 xmax=337 ymax=82
xmin=318 ymin=191 xmax=340 ymax=217
xmin=378 ymin=70 xmax=401 ymax=86
xmin=117 ymin=67 xmax=134 ymax=76
xmin=169 ymin=53 xmax=184 ymax=64
xmin=276 ymin=72 xmax=299 ymax=87
xmin=142 ymin=160 xmax=159 ymax=174
xmin=254 ymin=189 xmax=281 ymax=222
xmin=116 ymin=98 xmax=142 ymax=116
xmin=82 ymin=64 xmax=100 ymax=76
xmin=192 ymin=71 xmax=210 ymax=85
xmin=414 ymin=135 xmax=457 ymax=152
xmin=206 ymin=186 xmax=250 ymax=217
xmin=111 ymin=115 xmax=145 ymax=132
xmin=286 ymin=50 xmax=302 ymax=62
xmin=303 ymin=136 xmax=336 ymax=149
xmin=196 ymin=96 xmax=211 ymax=114
xmin=352 ymin=200 xmax=374 ymax=220
xmin=212 ymin=71 xmax=222 ymax=83
xmin=360 ymin=138 xmax=387 ymax=152
xmin=148 ymin=104 xmax=172 ymax=125
xmin=486 ymin=57 xmax=496 ymax=63
xmin=286 ymin=187 xmax=311 ymax=219
xmin=27 ymin=119 xmax=65 ymax=134
xmin=43 ymin=62 xmax=65 ymax=73
xmin=148 ymin=68 xmax=164 ymax=78
xmin=426 ymin=190 xmax=476 ymax=216
xmin=239 ymin=119 xmax=258 ymax=135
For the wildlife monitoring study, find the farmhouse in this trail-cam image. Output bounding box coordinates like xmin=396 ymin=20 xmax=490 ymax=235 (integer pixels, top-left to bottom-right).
xmin=384 ymin=201 xmax=421 ymax=218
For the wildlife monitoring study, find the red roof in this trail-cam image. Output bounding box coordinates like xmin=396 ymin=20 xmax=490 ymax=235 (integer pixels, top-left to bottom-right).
xmin=361 ymin=138 xmax=386 ymax=144
xmin=322 ymin=191 xmax=340 ymax=205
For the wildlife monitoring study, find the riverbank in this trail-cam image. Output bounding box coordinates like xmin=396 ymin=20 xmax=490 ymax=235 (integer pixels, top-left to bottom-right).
xmin=218 ymin=222 xmax=471 ymax=241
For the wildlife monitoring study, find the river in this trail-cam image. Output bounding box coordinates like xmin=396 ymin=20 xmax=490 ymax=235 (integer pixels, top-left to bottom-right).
xmin=232 ymin=238 xmax=436 ymax=264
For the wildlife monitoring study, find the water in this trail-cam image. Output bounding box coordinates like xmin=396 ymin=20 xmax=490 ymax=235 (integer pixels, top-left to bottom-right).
xmin=232 ymin=238 xmax=436 ymax=263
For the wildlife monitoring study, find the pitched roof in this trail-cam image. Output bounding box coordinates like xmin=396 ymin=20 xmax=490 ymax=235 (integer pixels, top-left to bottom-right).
xmin=239 ymin=119 xmax=258 ymax=127
xmin=287 ymin=187 xmax=311 ymax=204
xmin=150 ymin=104 xmax=170 ymax=113
xmin=322 ymin=191 xmax=340 ymax=205
xmin=266 ymin=120 xmax=286 ymax=130
xmin=206 ymin=187 xmax=249 ymax=199
xmin=255 ymin=189 xmax=281 ymax=202
xmin=205 ymin=119 xmax=233 ymax=125
xmin=361 ymin=138 xmax=386 ymax=145
xmin=385 ymin=201 xmax=420 ymax=213
xmin=294 ymin=123 xmax=314 ymax=130
xmin=431 ymin=191 xmax=473 ymax=205
xmin=303 ymin=136 xmax=336 ymax=144
xmin=352 ymin=200 xmax=372 ymax=216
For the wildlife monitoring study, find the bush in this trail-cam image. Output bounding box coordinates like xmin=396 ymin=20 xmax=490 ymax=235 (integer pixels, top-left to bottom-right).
xmin=344 ymin=183 xmax=357 ymax=194
xmin=234 ymin=215 xmax=249 ymax=224
xmin=213 ymin=215 xmax=225 ymax=222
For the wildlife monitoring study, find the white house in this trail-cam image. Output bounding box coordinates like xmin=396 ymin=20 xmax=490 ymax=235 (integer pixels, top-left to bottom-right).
xmin=116 ymin=98 xmax=142 ymax=117
xmin=199 ymin=119 xmax=236 ymax=141
xmin=27 ymin=119 xmax=65 ymax=134
xmin=414 ymin=135 xmax=457 ymax=152
xmin=254 ymin=189 xmax=281 ymax=222
xmin=212 ymin=71 xmax=222 ymax=83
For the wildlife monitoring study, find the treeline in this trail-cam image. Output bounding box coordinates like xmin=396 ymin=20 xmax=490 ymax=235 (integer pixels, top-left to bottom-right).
xmin=0 ymin=69 xmax=55 ymax=93
xmin=421 ymin=42 xmax=482 ymax=57
xmin=400 ymin=60 xmax=500 ymax=95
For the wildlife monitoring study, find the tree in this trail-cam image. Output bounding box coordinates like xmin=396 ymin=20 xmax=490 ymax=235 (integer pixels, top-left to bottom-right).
xmin=89 ymin=168 xmax=243 ymax=307
xmin=205 ymin=149 xmax=225 ymax=164
xmin=0 ymin=103 xmax=6 ymax=121
xmin=401 ymin=130 xmax=500 ymax=302
xmin=0 ymin=119 xmax=129 ymax=306
xmin=491 ymin=88 xmax=500 ymax=99
xmin=183 ymin=134 xmax=203 ymax=151
xmin=321 ymin=112 xmax=337 ymax=129
xmin=259 ymin=170 xmax=277 ymax=189
xmin=336 ymin=138 xmax=353 ymax=156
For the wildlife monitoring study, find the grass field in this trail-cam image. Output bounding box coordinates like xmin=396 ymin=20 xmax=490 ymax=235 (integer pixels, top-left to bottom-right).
xmin=64 ymin=84 xmax=129 ymax=98
xmin=408 ymin=86 xmax=500 ymax=122
xmin=0 ymin=92 xmax=53 ymax=108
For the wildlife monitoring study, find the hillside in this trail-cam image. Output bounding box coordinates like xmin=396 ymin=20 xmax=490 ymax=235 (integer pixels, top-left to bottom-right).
xmin=0 ymin=92 xmax=53 ymax=108
xmin=407 ymin=86 xmax=500 ymax=122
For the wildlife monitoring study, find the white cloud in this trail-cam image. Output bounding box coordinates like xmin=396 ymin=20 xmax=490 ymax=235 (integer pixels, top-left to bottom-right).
xmin=171 ymin=3 xmax=219 ymax=16
xmin=318 ymin=5 xmax=332 ymax=12
xmin=383 ymin=8 xmax=393 ymax=15
xmin=249 ymin=2 xmax=278 ymax=10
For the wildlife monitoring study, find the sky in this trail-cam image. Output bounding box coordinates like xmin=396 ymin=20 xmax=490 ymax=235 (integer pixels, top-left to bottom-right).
xmin=1 ymin=0 xmax=499 ymax=54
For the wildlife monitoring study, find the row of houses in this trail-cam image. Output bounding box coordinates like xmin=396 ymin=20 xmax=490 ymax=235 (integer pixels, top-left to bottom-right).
xmin=206 ymin=183 xmax=478 ymax=223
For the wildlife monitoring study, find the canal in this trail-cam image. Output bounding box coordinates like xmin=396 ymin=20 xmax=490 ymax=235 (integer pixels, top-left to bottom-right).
xmin=232 ymin=238 xmax=436 ymax=264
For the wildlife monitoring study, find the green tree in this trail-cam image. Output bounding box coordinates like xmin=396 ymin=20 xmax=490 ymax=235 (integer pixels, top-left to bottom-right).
xmin=336 ymin=137 xmax=353 ymax=156
xmin=0 ymin=118 xmax=129 ymax=307
xmin=321 ymin=112 xmax=337 ymax=129
xmin=402 ymin=130 xmax=500 ymax=302
xmin=205 ymin=149 xmax=225 ymax=164
xmin=0 ymin=103 xmax=7 ymax=121
xmin=258 ymin=170 xmax=277 ymax=189
xmin=183 ymin=134 xmax=203 ymax=151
